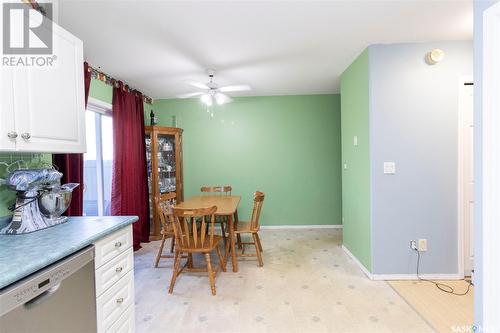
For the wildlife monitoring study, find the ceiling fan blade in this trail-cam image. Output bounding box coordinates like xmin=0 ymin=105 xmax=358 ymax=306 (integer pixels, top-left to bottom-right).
xmin=188 ymin=81 xmax=209 ymax=90
xmin=215 ymin=92 xmax=233 ymax=105
xmin=219 ymin=84 xmax=251 ymax=93
xmin=176 ymin=91 xmax=203 ymax=99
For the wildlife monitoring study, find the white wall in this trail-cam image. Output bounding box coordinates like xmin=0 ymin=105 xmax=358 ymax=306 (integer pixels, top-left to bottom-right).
xmin=473 ymin=0 xmax=498 ymax=327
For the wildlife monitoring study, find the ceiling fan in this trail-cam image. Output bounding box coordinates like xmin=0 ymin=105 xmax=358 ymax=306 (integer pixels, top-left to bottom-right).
xmin=176 ymin=69 xmax=251 ymax=106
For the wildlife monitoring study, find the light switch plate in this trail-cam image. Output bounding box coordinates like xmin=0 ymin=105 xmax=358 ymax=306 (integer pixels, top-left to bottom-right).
xmin=383 ymin=162 xmax=396 ymax=174
xmin=353 ymin=136 xmax=358 ymax=146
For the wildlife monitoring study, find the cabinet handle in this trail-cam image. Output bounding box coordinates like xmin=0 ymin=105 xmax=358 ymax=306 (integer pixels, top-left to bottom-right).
xmin=115 ymin=266 xmax=123 ymax=273
xmin=21 ymin=133 xmax=31 ymax=140
xmin=114 ymin=241 xmax=122 ymax=248
xmin=116 ymin=297 xmax=124 ymax=304
xmin=7 ymin=132 xmax=18 ymax=139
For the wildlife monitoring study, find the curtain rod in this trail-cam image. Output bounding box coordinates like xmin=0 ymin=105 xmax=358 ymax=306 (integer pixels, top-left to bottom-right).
xmin=87 ymin=65 xmax=154 ymax=105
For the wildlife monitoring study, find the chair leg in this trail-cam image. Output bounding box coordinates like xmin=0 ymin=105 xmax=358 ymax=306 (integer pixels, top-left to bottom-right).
xmin=255 ymin=233 xmax=263 ymax=252
xmin=216 ymin=245 xmax=226 ymax=272
xmin=252 ymin=234 xmax=264 ymax=267
xmin=170 ymin=236 xmax=175 ymax=253
xmin=168 ymin=250 xmax=181 ymax=294
xmin=237 ymin=234 xmax=243 ymax=249
xmin=154 ymin=235 xmax=167 ymax=268
xmin=205 ymin=253 xmax=216 ymax=296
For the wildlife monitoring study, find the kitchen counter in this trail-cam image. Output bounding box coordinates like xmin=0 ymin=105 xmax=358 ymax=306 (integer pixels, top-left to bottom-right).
xmin=0 ymin=216 xmax=137 ymax=290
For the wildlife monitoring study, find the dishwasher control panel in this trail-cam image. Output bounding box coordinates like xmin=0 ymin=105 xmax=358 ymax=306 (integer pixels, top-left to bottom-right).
xmin=11 ymin=266 xmax=71 ymax=304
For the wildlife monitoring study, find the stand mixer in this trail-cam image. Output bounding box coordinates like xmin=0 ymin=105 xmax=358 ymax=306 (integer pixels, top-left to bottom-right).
xmin=0 ymin=168 xmax=79 ymax=234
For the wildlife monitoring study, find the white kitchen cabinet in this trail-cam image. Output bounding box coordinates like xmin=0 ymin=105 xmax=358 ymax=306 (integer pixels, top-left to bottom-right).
xmin=0 ymin=20 xmax=86 ymax=153
xmin=94 ymin=225 xmax=135 ymax=333
xmin=0 ymin=68 xmax=16 ymax=151
xmin=106 ymin=304 xmax=135 ymax=333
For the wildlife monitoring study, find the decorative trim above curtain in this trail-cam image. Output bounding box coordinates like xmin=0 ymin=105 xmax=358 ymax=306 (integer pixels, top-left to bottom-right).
xmin=111 ymin=81 xmax=150 ymax=250
xmin=52 ymin=62 xmax=91 ymax=216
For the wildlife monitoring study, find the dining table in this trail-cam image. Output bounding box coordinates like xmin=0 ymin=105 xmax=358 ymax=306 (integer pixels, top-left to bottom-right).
xmin=174 ymin=195 xmax=241 ymax=272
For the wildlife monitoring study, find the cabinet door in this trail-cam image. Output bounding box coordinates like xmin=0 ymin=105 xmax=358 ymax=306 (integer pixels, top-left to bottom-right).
xmin=15 ymin=22 xmax=86 ymax=153
xmin=0 ymin=68 xmax=17 ymax=151
xmin=156 ymin=133 xmax=177 ymax=196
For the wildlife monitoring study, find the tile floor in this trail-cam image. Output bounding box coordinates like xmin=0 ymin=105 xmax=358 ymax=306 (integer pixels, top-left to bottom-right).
xmin=134 ymin=229 xmax=433 ymax=333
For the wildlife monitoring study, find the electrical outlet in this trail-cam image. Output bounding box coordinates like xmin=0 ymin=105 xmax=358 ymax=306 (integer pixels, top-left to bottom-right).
xmin=410 ymin=240 xmax=417 ymax=250
xmin=418 ymin=239 xmax=428 ymax=252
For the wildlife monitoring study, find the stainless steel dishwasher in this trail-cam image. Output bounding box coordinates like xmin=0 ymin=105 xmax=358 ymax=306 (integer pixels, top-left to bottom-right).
xmin=0 ymin=246 xmax=97 ymax=333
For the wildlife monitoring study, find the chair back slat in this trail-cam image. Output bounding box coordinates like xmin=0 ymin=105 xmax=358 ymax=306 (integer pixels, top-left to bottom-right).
xmin=250 ymin=191 xmax=265 ymax=230
xmin=182 ymin=216 xmax=190 ymax=247
xmin=171 ymin=206 xmax=218 ymax=250
xmin=201 ymin=185 xmax=232 ymax=196
xmin=200 ymin=215 xmax=206 ymax=246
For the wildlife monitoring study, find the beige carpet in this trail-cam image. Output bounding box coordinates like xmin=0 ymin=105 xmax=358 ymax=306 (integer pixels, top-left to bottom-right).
xmin=134 ymin=229 xmax=432 ymax=333
xmin=389 ymin=280 xmax=473 ymax=333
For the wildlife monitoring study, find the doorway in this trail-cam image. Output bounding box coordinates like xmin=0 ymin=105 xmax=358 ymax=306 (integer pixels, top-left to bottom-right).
xmin=83 ymin=98 xmax=113 ymax=216
xmin=459 ymin=77 xmax=474 ymax=277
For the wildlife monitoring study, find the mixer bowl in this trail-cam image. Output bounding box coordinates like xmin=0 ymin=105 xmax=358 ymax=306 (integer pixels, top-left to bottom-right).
xmin=38 ymin=183 xmax=79 ymax=219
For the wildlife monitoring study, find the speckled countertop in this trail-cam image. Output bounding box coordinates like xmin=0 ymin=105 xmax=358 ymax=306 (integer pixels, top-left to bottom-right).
xmin=0 ymin=216 xmax=137 ymax=290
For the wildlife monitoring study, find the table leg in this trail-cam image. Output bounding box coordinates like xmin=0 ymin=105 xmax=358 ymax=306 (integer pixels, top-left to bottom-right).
xmin=234 ymin=210 xmax=242 ymax=250
xmin=228 ymin=214 xmax=238 ymax=272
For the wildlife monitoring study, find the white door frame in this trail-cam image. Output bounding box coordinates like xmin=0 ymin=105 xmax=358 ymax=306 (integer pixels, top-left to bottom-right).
xmin=480 ymin=3 xmax=500 ymax=331
xmin=457 ymin=75 xmax=473 ymax=279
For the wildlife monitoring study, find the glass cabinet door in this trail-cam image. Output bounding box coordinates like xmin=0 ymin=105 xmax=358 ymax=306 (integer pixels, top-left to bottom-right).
xmin=145 ymin=133 xmax=153 ymax=227
xmin=157 ymin=134 xmax=176 ymax=194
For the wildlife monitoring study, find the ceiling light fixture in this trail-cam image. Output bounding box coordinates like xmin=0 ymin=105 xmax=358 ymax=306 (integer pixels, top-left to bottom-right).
xmin=215 ymin=93 xmax=226 ymax=105
xmin=425 ymin=49 xmax=445 ymax=65
xmin=201 ymin=93 xmax=212 ymax=106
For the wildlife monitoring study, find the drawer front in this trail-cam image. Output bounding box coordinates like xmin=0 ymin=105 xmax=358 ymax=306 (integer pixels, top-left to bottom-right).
xmin=96 ymin=247 xmax=134 ymax=297
xmin=95 ymin=226 xmax=133 ymax=268
xmin=105 ymin=304 xmax=135 ymax=333
xmin=97 ymin=270 xmax=135 ymax=332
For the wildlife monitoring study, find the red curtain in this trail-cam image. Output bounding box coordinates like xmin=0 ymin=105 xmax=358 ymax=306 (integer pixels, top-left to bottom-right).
xmin=52 ymin=62 xmax=91 ymax=216
xmin=111 ymin=82 xmax=150 ymax=250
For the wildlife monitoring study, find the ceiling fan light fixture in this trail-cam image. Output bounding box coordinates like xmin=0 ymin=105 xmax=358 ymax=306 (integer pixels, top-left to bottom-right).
xmin=201 ymin=93 xmax=212 ymax=106
xmin=215 ymin=93 xmax=225 ymax=105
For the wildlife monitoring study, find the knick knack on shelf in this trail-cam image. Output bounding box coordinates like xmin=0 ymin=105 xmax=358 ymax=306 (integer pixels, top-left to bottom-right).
xmin=150 ymin=110 xmax=158 ymax=125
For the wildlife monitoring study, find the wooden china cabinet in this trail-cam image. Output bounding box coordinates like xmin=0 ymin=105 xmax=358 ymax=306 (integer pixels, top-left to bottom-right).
xmin=145 ymin=126 xmax=183 ymax=240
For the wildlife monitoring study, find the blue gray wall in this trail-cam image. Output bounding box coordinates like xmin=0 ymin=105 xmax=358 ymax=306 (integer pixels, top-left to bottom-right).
xmin=368 ymin=41 xmax=473 ymax=275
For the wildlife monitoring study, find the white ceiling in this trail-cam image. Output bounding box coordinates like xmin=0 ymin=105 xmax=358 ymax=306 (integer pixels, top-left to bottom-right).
xmin=58 ymin=0 xmax=472 ymax=99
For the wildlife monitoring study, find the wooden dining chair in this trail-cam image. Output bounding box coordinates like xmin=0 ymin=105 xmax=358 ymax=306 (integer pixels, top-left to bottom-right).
xmin=154 ymin=193 xmax=177 ymax=268
xmin=200 ymin=185 xmax=232 ymax=195
xmin=169 ymin=205 xmax=226 ymax=296
xmin=234 ymin=191 xmax=265 ymax=266
xmin=200 ymin=185 xmax=232 ymax=245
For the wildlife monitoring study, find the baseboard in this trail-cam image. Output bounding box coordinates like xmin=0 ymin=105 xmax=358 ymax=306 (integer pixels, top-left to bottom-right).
xmin=341 ymin=245 xmax=373 ymax=279
xmin=341 ymin=245 xmax=462 ymax=281
xmin=261 ymin=225 xmax=343 ymax=230
xmin=371 ymin=273 xmax=463 ymax=281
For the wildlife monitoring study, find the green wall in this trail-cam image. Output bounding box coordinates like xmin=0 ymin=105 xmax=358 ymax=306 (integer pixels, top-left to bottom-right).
xmin=151 ymin=94 xmax=342 ymax=226
xmin=340 ymin=49 xmax=372 ymax=271
xmin=89 ymin=78 xmax=113 ymax=104
xmin=0 ymin=154 xmax=53 ymax=219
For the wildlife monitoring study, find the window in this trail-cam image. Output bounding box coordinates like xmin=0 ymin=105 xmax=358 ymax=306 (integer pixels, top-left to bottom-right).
xmin=83 ymin=99 xmax=113 ymax=216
